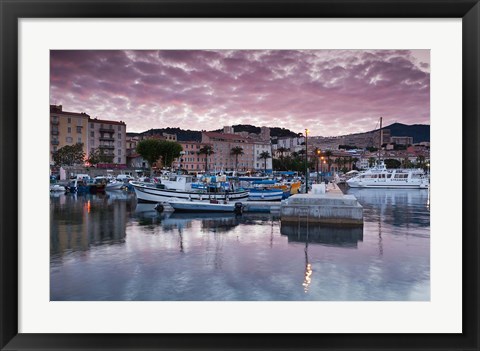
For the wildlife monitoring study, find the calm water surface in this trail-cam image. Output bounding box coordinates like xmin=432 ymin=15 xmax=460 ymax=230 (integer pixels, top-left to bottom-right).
xmin=50 ymin=188 xmax=430 ymax=301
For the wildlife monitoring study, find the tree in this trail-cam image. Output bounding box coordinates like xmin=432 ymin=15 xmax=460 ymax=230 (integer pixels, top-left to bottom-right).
xmin=416 ymin=155 xmax=427 ymax=170
xmin=137 ymin=139 xmax=183 ymax=175
xmin=276 ymin=147 xmax=288 ymax=171
xmin=384 ymin=158 xmax=401 ymax=169
xmin=258 ymin=151 xmax=271 ymax=174
xmin=53 ymin=143 xmax=85 ymax=166
xmin=198 ymin=145 xmax=214 ymax=172
xmin=352 ymin=157 xmax=359 ymax=170
xmin=136 ymin=139 xmax=163 ymax=175
xmin=87 ymin=147 xmax=114 ymax=166
xmin=230 ymin=146 xmax=244 ymax=172
xmin=324 ymin=150 xmax=333 ymax=172
xmin=368 ymin=157 xmax=376 ymax=168
xmin=159 ymin=140 xmax=183 ymax=168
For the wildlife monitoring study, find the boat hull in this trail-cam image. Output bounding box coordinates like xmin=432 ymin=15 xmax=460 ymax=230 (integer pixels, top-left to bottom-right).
xmin=169 ymin=201 xmax=236 ymax=212
xmin=248 ymin=189 xmax=284 ymax=201
xmin=347 ymin=181 xmax=429 ymax=189
xmin=132 ymin=183 xmax=249 ymax=203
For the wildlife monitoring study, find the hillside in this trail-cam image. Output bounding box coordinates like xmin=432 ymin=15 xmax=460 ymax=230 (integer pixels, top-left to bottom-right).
xmin=210 ymin=124 xmax=300 ymax=138
xmin=380 ymin=123 xmax=430 ymax=143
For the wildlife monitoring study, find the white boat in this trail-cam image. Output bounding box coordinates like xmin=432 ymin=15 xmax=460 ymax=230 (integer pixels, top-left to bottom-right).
xmin=131 ymin=174 xmax=249 ymax=203
xmin=105 ymin=180 xmax=125 ymax=191
xmin=168 ymin=200 xmax=243 ymax=213
xmin=346 ymin=161 xmax=429 ymax=189
xmin=50 ymin=184 xmax=66 ymax=192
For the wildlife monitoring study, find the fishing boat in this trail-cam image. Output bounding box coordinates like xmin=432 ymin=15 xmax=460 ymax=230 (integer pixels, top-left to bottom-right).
xmin=241 ymin=179 xmax=287 ymax=201
xmin=248 ymin=188 xmax=284 ymax=201
xmin=131 ymin=174 xmax=249 ymax=203
xmin=50 ymin=184 xmax=66 ymax=192
xmin=167 ymin=199 xmax=243 ymax=213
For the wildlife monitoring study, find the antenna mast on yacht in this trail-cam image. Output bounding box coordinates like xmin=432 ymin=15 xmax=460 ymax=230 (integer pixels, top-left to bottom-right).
xmin=378 ymin=117 xmax=383 ymax=163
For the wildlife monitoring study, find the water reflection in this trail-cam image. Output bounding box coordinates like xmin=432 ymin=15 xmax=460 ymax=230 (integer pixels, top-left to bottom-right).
xmin=50 ymin=193 xmax=132 ymax=258
xmin=347 ymin=188 xmax=430 ymax=229
xmin=50 ymin=188 xmax=430 ymax=301
xmin=280 ymin=223 xmax=364 ymax=248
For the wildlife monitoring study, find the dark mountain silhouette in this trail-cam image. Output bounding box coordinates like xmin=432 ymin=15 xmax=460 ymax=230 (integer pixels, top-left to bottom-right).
xmin=131 ymin=123 xmax=429 ymax=144
xmin=378 ymin=123 xmax=430 ymax=143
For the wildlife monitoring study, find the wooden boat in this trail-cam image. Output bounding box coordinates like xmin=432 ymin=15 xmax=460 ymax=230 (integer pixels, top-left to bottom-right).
xmin=168 ymin=199 xmax=243 ymax=213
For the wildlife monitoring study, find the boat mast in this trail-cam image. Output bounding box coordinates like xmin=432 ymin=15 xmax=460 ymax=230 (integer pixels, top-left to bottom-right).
xmin=378 ymin=117 xmax=383 ymax=164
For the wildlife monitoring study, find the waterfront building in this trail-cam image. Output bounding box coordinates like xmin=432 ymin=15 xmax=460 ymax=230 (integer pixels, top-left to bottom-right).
xmin=125 ymin=134 xmax=146 ymax=169
xmin=391 ymin=136 xmax=414 ymax=145
xmin=201 ymin=132 xmax=255 ymax=172
xmin=88 ymin=118 xmax=127 ymax=165
xmin=50 ymin=105 xmax=90 ymax=165
xmin=274 ymin=136 xmax=305 ymax=152
xmin=172 ymin=141 xmax=210 ymax=172
xmin=253 ymin=141 xmax=273 ymax=172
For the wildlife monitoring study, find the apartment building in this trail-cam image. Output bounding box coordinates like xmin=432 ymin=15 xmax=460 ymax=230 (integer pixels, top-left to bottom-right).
xmin=88 ymin=118 xmax=127 ymax=165
xmin=253 ymin=142 xmax=273 ymax=171
xmin=391 ymin=136 xmax=414 ymax=145
xmin=50 ymin=105 xmax=90 ymax=165
xmin=202 ymin=132 xmax=255 ymax=171
xmin=172 ymin=141 xmax=210 ymax=172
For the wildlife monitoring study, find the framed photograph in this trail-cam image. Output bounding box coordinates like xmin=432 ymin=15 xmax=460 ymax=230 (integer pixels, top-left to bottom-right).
xmin=1 ymin=0 xmax=478 ymax=350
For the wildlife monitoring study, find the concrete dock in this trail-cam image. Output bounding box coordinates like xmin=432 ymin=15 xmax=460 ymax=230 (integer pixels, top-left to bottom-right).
xmin=280 ymin=183 xmax=363 ymax=226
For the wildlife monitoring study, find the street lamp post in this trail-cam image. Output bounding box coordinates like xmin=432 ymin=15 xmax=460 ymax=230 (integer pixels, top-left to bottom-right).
xmin=305 ymin=129 xmax=309 ymax=193
xmin=320 ymin=156 xmax=325 ymax=182
xmin=179 ymin=151 xmax=185 ymax=174
xmin=316 ymin=149 xmax=321 ymax=183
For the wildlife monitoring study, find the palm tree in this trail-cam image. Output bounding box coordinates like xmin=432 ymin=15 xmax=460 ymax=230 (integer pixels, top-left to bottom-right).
xmin=258 ymin=151 xmax=271 ymax=174
xmin=416 ymin=155 xmax=426 ymax=169
xmin=347 ymin=156 xmax=353 ymax=170
xmin=230 ymin=146 xmax=244 ymax=172
xmin=276 ymin=147 xmax=288 ymax=170
xmin=324 ymin=150 xmax=333 ymax=172
xmin=352 ymin=157 xmax=359 ymax=170
xmin=198 ymin=145 xmax=214 ymax=172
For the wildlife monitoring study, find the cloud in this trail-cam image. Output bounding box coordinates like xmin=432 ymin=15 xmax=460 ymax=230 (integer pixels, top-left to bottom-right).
xmin=50 ymin=50 xmax=430 ymax=135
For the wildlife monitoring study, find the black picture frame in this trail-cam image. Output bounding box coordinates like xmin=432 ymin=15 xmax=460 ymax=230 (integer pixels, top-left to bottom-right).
xmin=1 ymin=1 xmax=478 ymax=350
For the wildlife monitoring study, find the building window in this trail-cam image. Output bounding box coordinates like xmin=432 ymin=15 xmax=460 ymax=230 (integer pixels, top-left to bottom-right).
xmin=67 ymin=127 xmax=71 ymax=133
xmin=67 ymin=117 xmax=71 ymax=123
xmin=118 ymin=141 xmax=121 ymax=147
xmin=90 ymin=139 xmax=94 ymax=146
xmin=90 ymin=123 xmax=94 ymax=128
xmin=118 ymin=157 xmax=121 ymax=163
xmin=118 ymin=149 xmax=121 ymax=155
xmin=78 ymin=137 xmax=82 ymax=143
xmin=118 ymin=133 xmax=121 ymax=139
xmin=90 ymin=131 xmax=94 ymax=137
xmin=76 ymin=126 xmax=82 ymax=133
xmin=53 ymin=146 xmax=57 ymax=152
xmin=118 ymin=125 xmax=121 ymax=131
xmin=66 ymin=137 xmax=73 ymax=143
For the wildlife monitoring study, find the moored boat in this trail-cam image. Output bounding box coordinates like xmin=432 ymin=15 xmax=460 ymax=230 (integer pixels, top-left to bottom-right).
xmin=131 ymin=174 xmax=249 ymax=203
xmin=248 ymin=188 xmax=284 ymax=201
xmin=168 ymin=199 xmax=243 ymax=213
xmin=346 ymin=161 xmax=429 ymax=189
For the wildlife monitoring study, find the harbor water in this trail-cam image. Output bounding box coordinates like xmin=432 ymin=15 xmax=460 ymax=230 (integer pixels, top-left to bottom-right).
xmin=50 ymin=188 xmax=430 ymax=301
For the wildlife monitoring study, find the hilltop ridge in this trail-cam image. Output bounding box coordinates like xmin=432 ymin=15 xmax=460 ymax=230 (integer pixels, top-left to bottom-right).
xmin=127 ymin=122 xmax=429 ymax=143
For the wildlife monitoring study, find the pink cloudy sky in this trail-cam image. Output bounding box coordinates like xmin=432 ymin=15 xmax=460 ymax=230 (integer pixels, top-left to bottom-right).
xmin=50 ymin=50 xmax=430 ymax=136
